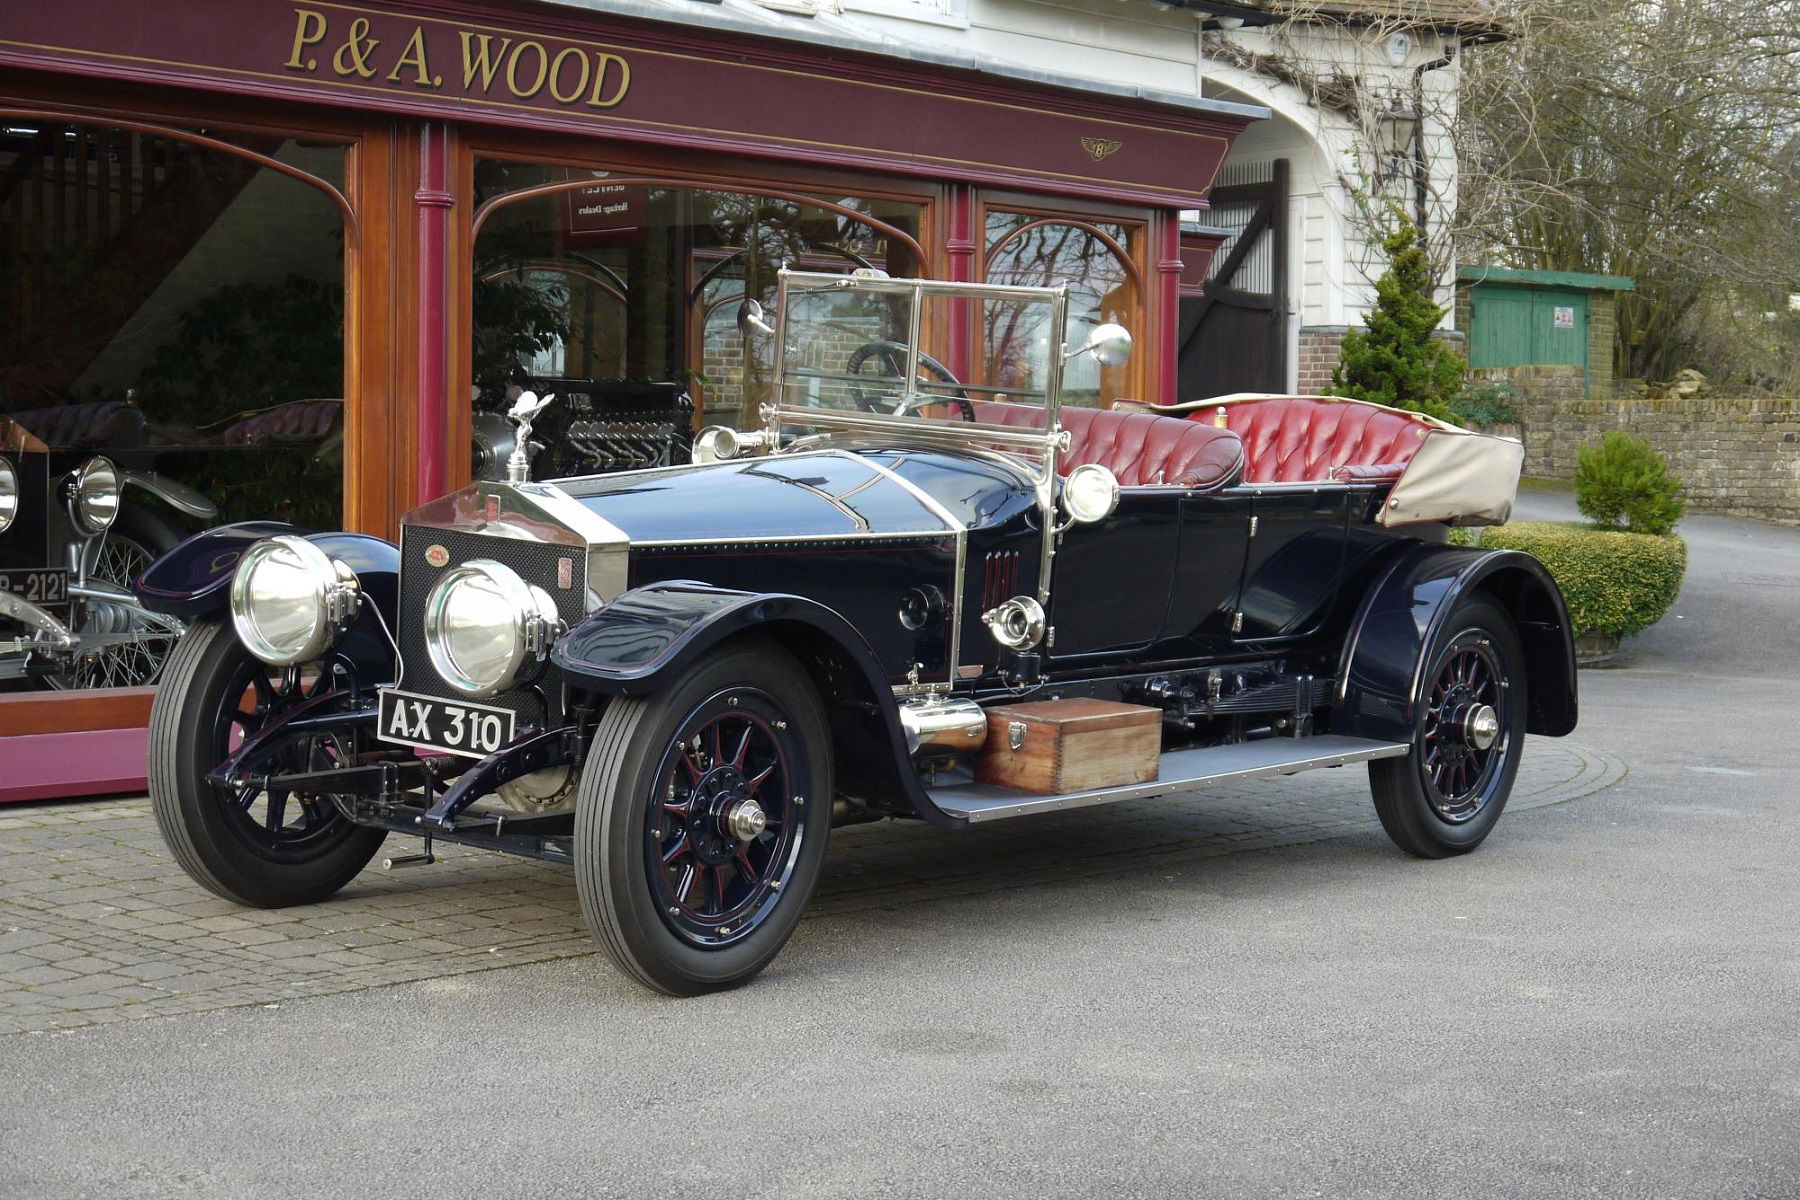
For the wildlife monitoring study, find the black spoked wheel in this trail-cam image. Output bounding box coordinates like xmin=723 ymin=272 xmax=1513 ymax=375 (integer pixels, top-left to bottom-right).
xmin=1370 ymin=596 xmax=1526 ymax=858
xmin=149 ymin=618 xmax=386 ymax=907
xmin=576 ymin=640 xmax=832 ymax=995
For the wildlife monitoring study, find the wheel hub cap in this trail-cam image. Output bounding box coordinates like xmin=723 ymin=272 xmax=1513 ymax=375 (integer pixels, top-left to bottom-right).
xmin=1462 ymin=703 xmax=1499 ymax=751
xmin=726 ymin=798 xmax=768 ymax=842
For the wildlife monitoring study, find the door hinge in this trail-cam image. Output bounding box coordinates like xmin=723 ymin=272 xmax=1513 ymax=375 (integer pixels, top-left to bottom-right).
xmin=1231 ymin=611 xmax=1244 ymax=634
xmin=1248 ymin=515 xmax=1259 ymax=538
xmin=1046 ymin=625 xmax=1056 ymax=648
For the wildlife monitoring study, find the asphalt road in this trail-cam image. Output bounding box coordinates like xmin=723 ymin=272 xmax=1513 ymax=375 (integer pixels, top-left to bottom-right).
xmin=4 ymin=501 xmax=1799 ymax=1199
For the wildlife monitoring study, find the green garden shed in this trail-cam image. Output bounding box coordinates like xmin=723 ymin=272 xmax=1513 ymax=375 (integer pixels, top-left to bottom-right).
xmin=1455 ymin=267 xmax=1636 ymax=399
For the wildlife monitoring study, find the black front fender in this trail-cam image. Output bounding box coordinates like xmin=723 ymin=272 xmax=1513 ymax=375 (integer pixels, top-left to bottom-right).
xmin=553 ymin=582 xmax=962 ymax=828
xmin=134 ymin=523 xmax=400 ymax=624
xmin=1333 ymin=544 xmax=1578 ymax=743
xmin=552 ymin=582 xmax=882 ymax=695
xmin=134 ymin=525 xmax=401 ymax=688
xmin=133 ymin=521 xmax=297 ymax=619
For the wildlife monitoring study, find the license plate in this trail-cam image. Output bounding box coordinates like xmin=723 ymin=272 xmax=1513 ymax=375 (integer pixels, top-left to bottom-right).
xmin=377 ymin=687 xmax=517 ymax=758
xmin=0 ymin=568 xmax=69 ymax=614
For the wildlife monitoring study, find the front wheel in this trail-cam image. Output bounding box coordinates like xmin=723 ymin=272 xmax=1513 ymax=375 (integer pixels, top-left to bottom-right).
xmin=575 ymin=640 xmax=833 ymax=996
xmin=1369 ymin=595 xmax=1527 ymax=859
xmin=148 ymin=618 xmax=386 ymax=907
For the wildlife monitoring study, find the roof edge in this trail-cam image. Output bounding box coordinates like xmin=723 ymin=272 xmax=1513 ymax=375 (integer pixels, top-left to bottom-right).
xmin=1458 ymin=266 xmax=1637 ymax=292
xmin=531 ymin=0 xmax=1271 ymax=122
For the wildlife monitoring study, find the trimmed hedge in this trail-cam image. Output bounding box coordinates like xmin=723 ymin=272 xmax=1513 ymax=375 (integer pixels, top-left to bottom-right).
xmin=1470 ymin=522 xmax=1687 ymax=638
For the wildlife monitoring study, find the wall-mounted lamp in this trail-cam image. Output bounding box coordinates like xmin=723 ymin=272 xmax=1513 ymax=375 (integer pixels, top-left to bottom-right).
xmin=1378 ymin=96 xmax=1421 ymax=160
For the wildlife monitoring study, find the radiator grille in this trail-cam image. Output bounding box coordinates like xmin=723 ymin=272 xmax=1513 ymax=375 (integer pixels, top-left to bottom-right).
xmin=395 ymin=525 xmax=591 ymax=727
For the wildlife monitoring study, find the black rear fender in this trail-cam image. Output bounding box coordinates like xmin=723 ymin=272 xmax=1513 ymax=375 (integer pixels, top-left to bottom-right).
xmin=1334 ymin=544 xmax=1578 ymax=742
xmin=554 ymin=583 xmax=958 ymax=827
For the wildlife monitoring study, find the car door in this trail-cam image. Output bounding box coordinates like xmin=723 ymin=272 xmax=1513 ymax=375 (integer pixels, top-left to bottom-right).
xmin=1044 ymin=489 xmax=1183 ymax=659
xmin=1158 ymin=489 xmax=1255 ymax=656
xmin=1231 ymin=487 xmax=1353 ymax=643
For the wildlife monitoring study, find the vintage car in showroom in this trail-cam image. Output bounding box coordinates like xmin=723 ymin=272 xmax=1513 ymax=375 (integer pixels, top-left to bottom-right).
xmin=1 ymin=402 xmax=208 ymax=690
xmin=135 ymin=270 xmax=1577 ymax=995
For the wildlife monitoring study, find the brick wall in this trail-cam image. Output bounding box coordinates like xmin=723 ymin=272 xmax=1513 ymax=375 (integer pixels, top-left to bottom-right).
xmin=1298 ymin=325 xmax=1465 ymax=397
xmin=1588 ymin=296 xmax=1618 ymax=397
xmin=1496 ymin=364 xmax=1800 ymax=526
xmin=1297 ymin=326 xmax=1346 ymax=394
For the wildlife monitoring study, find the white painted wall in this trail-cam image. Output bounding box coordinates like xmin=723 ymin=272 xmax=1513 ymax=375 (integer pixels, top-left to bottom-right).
xmin=835 ymin=0 xmax=1469 ymax=350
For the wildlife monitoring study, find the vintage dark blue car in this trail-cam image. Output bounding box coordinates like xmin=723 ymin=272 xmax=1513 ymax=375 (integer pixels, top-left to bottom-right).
xmin=136 ymin=271 xmax=1576 ymax=995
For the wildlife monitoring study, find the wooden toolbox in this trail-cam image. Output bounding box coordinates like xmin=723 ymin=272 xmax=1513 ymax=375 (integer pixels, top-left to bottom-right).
xmin=975 ymin=699 xmax=1161 ymax=795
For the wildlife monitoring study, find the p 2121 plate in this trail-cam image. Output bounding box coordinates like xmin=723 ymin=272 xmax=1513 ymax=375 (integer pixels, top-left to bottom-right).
xmin=0 ymin=568 xmax=70 ymax=613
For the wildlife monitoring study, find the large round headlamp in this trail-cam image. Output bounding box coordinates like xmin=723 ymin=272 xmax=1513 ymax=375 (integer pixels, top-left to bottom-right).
xmin=0 ymin=457 xmax=17 ymax=535
xmin=423 ymin=559 xmax=558 ymax=697
xmin=68 ymin=456 xmax=120 ymax=535
xmin=230 ymin=535 xmax=362 ymax=665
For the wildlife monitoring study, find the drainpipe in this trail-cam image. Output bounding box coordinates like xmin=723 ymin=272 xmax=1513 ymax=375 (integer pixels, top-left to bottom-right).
xmin=1410 ymin=37 xmax=1456 ymax=255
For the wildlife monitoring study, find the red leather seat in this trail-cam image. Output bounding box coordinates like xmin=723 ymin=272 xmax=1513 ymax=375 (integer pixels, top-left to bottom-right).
xmin=973 ymin=402 xmax=1244 ymax=491
xmin=1173 ymin=396 xmax=1434 ymax=484
xmin=11 ymin=400 xmax=147 ymax=449
xmin=215 ymin=399 xmax=343 ymax=446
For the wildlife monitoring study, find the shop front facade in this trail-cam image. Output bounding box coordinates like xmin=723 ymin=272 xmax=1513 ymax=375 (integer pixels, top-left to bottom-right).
xmin=0 ymin=0 xmax=1260 ymax=800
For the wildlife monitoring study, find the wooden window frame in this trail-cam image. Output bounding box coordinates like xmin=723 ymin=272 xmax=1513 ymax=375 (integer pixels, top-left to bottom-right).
xmin=972 ymin=191 xmax=1157 ymax=405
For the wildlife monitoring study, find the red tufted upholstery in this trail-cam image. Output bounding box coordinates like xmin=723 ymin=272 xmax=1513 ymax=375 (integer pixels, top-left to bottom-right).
xmin=1169 ymin=396 xmax=1435 ymax=485
xmin=215 ymin=399 xmax=343 ymax=446
xmin=11 ymin=401 xmax=147 ymax=449
xmin=973 ymin=402 xmax=1244 ymax=491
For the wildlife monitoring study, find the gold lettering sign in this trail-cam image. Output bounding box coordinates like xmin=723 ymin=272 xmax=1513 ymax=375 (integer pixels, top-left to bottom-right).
xmin=284 ymin=7 xmax=632 ymax=110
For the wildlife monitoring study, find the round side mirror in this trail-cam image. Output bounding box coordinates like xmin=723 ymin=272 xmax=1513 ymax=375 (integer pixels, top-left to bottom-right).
xmin=1084 ymin=323 xmax=1133 ymax=368
xmin=737 ymin=299 xmax=775 ymax=338
xmin=1062 ymin=463 xmax=1121 ymax=525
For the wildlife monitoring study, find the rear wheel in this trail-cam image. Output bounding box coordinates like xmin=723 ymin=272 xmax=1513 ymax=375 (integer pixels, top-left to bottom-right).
xmin=148 ymin=618 xmax=386 ymax=907
xmin=1370 ymin=596 xmax=1526 ymax=858
xmin=575 ymin=640 xmax=832 ymax=995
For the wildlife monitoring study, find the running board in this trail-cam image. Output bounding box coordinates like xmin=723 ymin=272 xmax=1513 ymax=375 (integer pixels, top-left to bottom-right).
xmin=928 ymin=735 xmax=1410 ymax=824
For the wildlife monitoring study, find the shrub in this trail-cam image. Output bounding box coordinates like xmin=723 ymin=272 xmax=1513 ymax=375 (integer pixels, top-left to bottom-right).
xmin=1478 ymin=521 xmax=1687 ymax=638
xmin=1574 ymin=432 xmax=1686 ymax=535
xmin=1329 ymin=217 xmax=1463 ymax=422
xmin=1447 ymin=378 xmax=1521 ymax=427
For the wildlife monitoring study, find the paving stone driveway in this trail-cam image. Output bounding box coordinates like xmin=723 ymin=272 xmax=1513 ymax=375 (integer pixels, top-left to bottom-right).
xmin=0 ymin=737 xmax=1622 ymax=1035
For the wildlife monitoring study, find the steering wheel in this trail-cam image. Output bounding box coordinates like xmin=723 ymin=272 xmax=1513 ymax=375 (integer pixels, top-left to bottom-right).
xmin=844 ymin=340 xmax=976 ymax=422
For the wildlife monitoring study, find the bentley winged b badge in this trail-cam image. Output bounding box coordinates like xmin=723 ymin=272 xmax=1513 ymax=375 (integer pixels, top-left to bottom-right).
xmin=1081 ymin=137 xmax=1122 ymax=162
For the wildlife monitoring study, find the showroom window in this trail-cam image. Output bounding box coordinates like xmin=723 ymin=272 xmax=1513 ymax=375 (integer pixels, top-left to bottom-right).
xmin=467 ymin=161 xmax=927 ymax=481
xmin=0 ymin=118 xmax=348 ymax=691
xmin=980 ymin=209 xmax=1142 ymax=409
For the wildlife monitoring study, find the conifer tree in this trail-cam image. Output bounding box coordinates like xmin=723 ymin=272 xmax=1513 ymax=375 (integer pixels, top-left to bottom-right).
xmin=1329 ymin=218 xmax=1463 ymax=420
